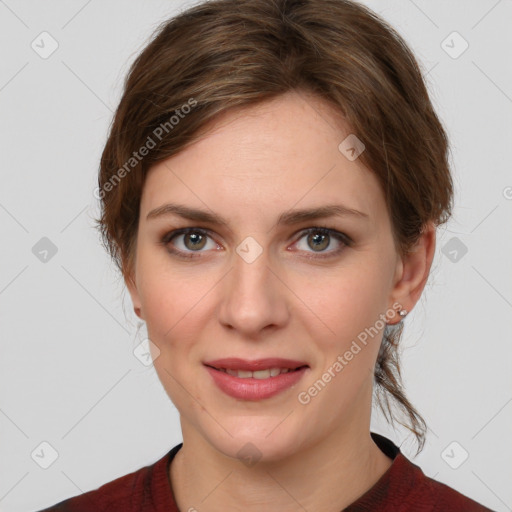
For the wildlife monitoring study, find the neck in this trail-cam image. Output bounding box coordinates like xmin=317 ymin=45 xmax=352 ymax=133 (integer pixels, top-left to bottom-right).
xmin=170 ymin=421 xmax=393 ymax=512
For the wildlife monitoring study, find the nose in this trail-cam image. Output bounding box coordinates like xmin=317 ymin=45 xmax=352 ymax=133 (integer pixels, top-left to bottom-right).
xmin=217 ymin=243 xmax=291 ymax=338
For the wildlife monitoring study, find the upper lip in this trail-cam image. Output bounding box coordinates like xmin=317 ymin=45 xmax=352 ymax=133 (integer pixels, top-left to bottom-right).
xmin=204 ymin=358 xmax=308 ymax=371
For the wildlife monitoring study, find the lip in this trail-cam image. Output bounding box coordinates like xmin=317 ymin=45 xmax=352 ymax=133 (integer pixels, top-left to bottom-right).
xmin=204 ymin=358 xmax=309 ymax=401
xmin=204 ymin=358 xmax=307 ymax=371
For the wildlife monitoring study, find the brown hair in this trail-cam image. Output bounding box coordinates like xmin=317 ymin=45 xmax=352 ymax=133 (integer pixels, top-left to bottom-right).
xmin=95 ymin=0 xmax=453 ymax=454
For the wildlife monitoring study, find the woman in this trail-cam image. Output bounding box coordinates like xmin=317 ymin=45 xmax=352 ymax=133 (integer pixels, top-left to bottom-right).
xmin=39 ymin=0 xmax=494 ymax=510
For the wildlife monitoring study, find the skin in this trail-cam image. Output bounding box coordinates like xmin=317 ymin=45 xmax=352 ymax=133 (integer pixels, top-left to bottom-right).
xmin=125 ymin=90 xmax=436 ymax=512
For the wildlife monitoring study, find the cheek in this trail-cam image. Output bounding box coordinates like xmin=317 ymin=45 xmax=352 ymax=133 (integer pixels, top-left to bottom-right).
xmin=296 ymin=272 xmax=385 ymax=418
xmin=138 ymin=273 xmax=206 ymax=409
xmin=299 ymin=261 xmax=390 ymax=342
xmin=293 ymin=258 xmax=391 ymax=406
xmin=137 ymin=262 xmax=217 ymax=365
xmin=136 ymin=244 xmax=201 ymax=337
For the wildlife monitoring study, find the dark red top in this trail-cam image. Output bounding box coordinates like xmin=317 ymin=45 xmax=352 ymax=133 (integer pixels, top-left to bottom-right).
xmin=37 ymin=432 xmax=494 ymax=511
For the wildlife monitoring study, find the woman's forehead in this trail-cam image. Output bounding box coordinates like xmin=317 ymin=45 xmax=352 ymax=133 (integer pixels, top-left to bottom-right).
xmin=140 ymin=93 xmax=382 ymax=221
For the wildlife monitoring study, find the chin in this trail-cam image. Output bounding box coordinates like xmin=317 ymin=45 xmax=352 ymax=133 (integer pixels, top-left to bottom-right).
xmin=203 ymin=416 xmax=308 ymax=465
xmin=220 ymin=436 xmax=300 ymax=465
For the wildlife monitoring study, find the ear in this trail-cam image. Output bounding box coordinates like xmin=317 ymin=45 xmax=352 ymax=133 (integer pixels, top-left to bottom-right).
xmin=124 ymin=270 xmax=145 ymax=321
xmin=387 ymin=221 xmax=436 ymax=325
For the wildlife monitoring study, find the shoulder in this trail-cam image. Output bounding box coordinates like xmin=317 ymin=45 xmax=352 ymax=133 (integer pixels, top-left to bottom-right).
xmin=36 ymin=463 xmax=153 ymax=512
xmin=35 ymin=446 xmax=180 ymax=512
xmin=37 ymin=472 xmax=139 ymax=511
xmin=415 ymin=472 xmax=494 ymax=511
xmin=349 ymin=433 xmax=495 ymax=512
xmin=391 ymin=454 xmax=495 ymax=512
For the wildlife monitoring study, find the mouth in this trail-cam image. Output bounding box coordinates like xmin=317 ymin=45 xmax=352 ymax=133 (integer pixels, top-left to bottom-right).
xmin=203 ymin=358 xmax=309 ymax=400
xmin=209 ymin=367 xmax=306 ymax=378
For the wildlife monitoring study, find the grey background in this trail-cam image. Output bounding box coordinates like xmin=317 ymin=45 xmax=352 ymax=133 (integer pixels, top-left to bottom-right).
xmin=0 ymin=1 xmax=511 ymax=511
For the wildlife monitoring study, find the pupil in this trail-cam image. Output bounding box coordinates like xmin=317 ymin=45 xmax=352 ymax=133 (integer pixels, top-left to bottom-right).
xmin=309 ymin=232 xmax=328 ymax=251
xmin=187 ymin=232 xmax=205 ymax=250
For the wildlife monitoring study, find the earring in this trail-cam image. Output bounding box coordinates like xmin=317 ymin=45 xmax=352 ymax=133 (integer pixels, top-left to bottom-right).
xmin=398 ymin=309 xmax=408 ymax=319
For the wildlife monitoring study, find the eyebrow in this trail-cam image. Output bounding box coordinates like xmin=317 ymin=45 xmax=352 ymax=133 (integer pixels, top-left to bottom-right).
xmin=146 ymin=203 xmax=369 ymax=226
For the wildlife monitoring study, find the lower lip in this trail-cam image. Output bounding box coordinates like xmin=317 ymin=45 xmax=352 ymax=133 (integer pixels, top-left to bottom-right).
xmin=205 ymin=366 xmax=308 ymax=400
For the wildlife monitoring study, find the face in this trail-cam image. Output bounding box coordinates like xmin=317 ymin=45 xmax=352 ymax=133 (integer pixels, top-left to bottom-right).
xmin=126 ymin=90 xmax=423 ymax=463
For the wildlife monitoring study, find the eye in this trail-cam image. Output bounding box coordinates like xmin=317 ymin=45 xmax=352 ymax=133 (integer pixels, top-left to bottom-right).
xmin=293 ymin=227 xmax=351 ymax=258
xmin=160 ymin=226 xmax=351 ymax=260
xmin=161 ymin=228 xmax=220 ymax=259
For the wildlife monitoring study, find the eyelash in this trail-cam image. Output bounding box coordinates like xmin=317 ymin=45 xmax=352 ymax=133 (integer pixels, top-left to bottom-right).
xmin=159 ymin=226 xmax=352 ymax=260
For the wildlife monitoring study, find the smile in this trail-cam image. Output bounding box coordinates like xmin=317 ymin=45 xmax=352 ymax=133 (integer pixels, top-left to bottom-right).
xmin=203 ymin=358 xmax=309 ymax=400
xmin=216 ymin=368 xmax=296 ymax=378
